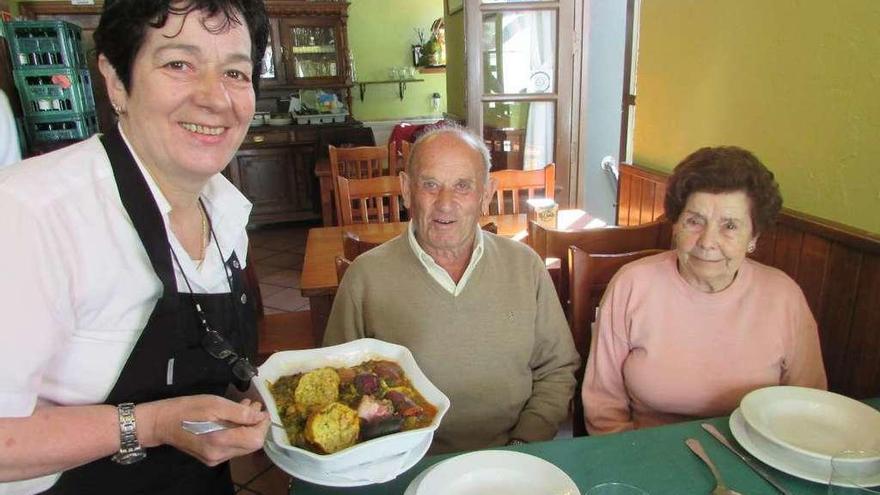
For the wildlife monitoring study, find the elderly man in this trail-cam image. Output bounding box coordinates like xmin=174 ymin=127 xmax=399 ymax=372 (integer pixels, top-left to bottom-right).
xmin=323 ymin=126 xmax=579 ymax=453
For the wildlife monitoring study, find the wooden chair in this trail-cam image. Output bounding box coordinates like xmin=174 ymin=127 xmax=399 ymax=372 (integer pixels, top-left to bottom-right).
xmin=316 ymin=128 xmax=377 ymax=226
xmin=568 ymin=247 xmax=664 ymax=437
xmin=388 ymin=139 xmax=411 ymax=176
xmin=487 ymin=163 xmax=556 ymax=215
xmin=341 ymin=231 xmax=383 ymax=261
xmin=244 ymin=254 xmax=317 ymax=364
xmin=336 ymin=175 xmax=404 ymax=226
xmin=335 ymin=256 xmax=352 ymax=284
xmin=328 ymin=145 xmax=394 ymax=225
xmin=529 ymin=218 xmax=672 ymax=317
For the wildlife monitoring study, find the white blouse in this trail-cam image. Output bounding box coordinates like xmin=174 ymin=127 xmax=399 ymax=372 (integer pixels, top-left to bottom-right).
xmin=0 ymin=129 xmax=252 ymax=494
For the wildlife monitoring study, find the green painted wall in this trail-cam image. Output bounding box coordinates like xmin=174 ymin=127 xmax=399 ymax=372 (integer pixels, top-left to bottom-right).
xmin=444 ymin=7 xmax=466 ymax=120
xmin=348 ymin=0 xmax=446 ymax=121
xmin=635 ymin=0 xmax=880 ymax=234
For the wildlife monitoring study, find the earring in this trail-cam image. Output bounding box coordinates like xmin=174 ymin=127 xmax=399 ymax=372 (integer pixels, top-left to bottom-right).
xmin=111 ymin=102 xmax=125 ymax=115
xmin=747 ymin=242 xmax=757 ymax=254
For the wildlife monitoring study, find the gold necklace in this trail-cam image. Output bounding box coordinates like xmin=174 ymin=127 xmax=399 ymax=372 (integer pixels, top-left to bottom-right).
xmin=196 ymin=202 xmax=208 ymax=268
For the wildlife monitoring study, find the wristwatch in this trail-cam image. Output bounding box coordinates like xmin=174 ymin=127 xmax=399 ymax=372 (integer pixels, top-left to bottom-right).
xmin=111 ymin=402 xmax=147 ymax=465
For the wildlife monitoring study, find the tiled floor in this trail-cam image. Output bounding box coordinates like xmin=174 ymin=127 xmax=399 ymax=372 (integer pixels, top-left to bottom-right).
xmin=233 ymin=221 xmax=317 ymax=494
xmin=248 ymin=221 xmax=315 ymax=314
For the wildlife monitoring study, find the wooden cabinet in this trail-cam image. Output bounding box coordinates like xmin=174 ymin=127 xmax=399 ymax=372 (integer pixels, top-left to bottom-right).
xmin=227 ymin=144 xmax=318 ymax=226
xmin=227 ymin=123 xmax=370 ymax=227
xmin=256 ymin=1 xmax=353 ymax=111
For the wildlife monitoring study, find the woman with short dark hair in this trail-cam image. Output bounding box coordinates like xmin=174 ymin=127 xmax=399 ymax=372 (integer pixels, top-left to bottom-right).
xmin=0 ymin=1 xmax=271 ymax=493
xmin=582 ymin=146 xmax=827 ymax=435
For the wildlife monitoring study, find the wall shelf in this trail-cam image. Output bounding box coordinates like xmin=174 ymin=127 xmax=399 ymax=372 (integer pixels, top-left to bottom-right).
xmin=419 ymin=66 xmax=446 ymax=74
xmin=356 ymin=79 xmax=424 ymax=101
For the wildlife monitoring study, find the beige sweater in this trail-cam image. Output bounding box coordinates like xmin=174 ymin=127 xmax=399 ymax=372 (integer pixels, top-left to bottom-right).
xmin=324 ymin=232 xmax=579 ymax=453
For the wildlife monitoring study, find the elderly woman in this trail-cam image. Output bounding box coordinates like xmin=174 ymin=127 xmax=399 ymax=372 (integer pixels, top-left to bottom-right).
xmin=582 ymin=146 xmax=827 ymax=435
xmin=0 ymin=1 xmax=271 ymax=493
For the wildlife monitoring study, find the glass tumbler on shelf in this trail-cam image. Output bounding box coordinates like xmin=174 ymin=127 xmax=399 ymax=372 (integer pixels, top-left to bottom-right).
xmin=828 ymin=450 xmax=880 ymax=494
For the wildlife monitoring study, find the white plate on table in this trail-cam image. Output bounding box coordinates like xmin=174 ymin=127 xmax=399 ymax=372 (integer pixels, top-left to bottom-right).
xmin=730 ymin=408 xmax=880 ymax=487
xmin=412 ymin=450 xmax=580 ymax=495
xmin=264 ymin=433 xmax=431 ymax=488
xmin=740 ymin=386 xmax=880 ymax=459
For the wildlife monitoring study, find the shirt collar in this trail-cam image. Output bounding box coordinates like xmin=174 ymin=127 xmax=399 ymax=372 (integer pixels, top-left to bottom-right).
xmin=117 ymin=123 xmax=252 ymax=231
xmin=116 ymin=124 xmax=252 ymax=278
xmin=407 ymin=222 xmax=485 ymax=295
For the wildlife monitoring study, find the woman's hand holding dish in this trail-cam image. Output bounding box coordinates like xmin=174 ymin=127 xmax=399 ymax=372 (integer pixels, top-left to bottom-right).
xmin=139 ymin=395 xmax=270 ymax=466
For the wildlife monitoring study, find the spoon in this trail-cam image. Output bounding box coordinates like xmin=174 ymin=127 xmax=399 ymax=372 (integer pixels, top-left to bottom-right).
xmin=181 ymin=419 xmax=285 ymax=435
xmin=685 ymin=438 xmax=743 ymax=495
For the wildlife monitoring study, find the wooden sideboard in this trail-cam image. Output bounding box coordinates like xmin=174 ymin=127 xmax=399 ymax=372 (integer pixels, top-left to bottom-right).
xmin=618 ymin=163 xmax=880 ymax=400
xmin=228 ymin=123 xmax=368 ymax=226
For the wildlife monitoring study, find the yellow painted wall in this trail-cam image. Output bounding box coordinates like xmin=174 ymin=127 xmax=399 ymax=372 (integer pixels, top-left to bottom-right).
xmin=635 ymin=0 xmax=880 ymax=234
xmin=348 ymin=0 xmax=446 ymax=121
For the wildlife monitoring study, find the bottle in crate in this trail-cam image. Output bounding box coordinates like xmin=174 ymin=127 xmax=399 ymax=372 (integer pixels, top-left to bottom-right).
xmin=14 ymin=67 xmax=96 ymax=117
xmin=5 ymin=20 xmax=86 ymax=69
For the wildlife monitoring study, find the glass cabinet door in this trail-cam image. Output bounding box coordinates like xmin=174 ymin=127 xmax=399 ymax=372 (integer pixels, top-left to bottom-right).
xmin=279 ymin=17 xmax=346 ymax=85
xmin=257 ymin=20 xmax=284 ymax=87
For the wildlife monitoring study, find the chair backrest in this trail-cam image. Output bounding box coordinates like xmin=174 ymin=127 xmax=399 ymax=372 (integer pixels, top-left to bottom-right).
xmin=335 ymin=256 xmax=353 ymax=283
xmin=568 ymin=247 xmax=665 ymax=361
xmin=341 ymin=231 xmax=383 ymax=261
xmin=336 ymin=174 xmax=404 ymax=226
xmin=329 ymin=145 xmax=393 ymax=224
xmin=529 ymin=218 xmax=672 ymax=316
xmin=488 ymin=163 xmax=555 ymax=215
xmin=568 ymin=246 xmax=664 ymax=437
xmin=388 ymin=139 xmax=411 ymax=176
xmin=317 ymin=127 xmax=376 ymax=160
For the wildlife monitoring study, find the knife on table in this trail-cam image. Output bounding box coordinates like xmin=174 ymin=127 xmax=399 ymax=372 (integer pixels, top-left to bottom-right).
xmin=701 ymin=423 xmax=792 ymax=495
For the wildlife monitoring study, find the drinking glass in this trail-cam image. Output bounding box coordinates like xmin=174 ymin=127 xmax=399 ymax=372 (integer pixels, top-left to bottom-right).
xmin=828 ymin=450 xmax=880 ymax=494
xmin=585 ymin=482 xmax=649 ymax=495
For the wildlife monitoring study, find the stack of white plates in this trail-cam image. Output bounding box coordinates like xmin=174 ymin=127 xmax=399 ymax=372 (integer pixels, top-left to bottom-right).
xmin=403 ymin=450 xmax=580 ymax=495
xmin=730 ymin=386 xmax=880 ymax=487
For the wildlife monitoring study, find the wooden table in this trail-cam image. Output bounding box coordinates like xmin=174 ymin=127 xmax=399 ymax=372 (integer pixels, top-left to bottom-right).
xmin=300 ymin=210 xmax=592 ymax=343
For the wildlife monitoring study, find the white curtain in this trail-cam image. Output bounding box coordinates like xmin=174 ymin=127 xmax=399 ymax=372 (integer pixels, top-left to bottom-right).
xmin=524 ymin=11 xmax=555 ymax=170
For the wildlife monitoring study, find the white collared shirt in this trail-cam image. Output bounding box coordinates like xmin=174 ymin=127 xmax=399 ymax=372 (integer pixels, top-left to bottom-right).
xmin=406 ymin=222 xmax=485 ymax=296
xmin=0 ymin=128 xmax=252 ymax=494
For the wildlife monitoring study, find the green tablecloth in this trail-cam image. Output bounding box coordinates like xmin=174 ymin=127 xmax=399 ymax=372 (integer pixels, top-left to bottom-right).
xmin=292 ymin=398 xmax=880 ymax=495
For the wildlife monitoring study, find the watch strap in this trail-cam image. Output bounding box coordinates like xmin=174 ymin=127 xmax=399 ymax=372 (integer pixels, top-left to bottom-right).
xmin=111 ymin=402 xmax=146 ymax=464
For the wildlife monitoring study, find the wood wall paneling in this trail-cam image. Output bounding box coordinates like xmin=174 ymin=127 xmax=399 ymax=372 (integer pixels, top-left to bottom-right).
xmin=617 ymin=163 xmax=880 ymax=399
xmin=846 ymin=254 xmax=880 ymax=398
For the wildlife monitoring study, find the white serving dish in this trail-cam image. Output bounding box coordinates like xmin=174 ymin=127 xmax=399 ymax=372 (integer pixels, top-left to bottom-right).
xmin=740 ymin=386 xmax=880 ymax=467
xmin=253 ymin=338 xmax=450 ymax=486
xmin=730 ymin=408 xmax=880 ymax=487
xmin=264 ymin=431 xmax=432 ymax=488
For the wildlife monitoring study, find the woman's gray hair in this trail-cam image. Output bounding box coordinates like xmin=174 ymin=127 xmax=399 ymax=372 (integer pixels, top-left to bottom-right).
xmin=405 ymin=124 xmax=492 ymax=181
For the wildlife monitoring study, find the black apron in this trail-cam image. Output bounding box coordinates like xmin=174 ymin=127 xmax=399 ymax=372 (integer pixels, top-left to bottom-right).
xmin=45 ymin=126 xmax=258 ymax=495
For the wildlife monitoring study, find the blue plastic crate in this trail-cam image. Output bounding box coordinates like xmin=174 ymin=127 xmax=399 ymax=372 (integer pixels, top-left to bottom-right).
xmin=24 ymin=111 xmax=99 ymax=144
xmin=14 ymin=67 xmax=95 ymax=117
xmin=5 ymin=20 xmax=86 ymax=69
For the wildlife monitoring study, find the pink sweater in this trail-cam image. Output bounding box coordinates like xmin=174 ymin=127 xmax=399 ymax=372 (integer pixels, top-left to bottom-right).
xmin=582 ymin=251 xmax=827 ymax=435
